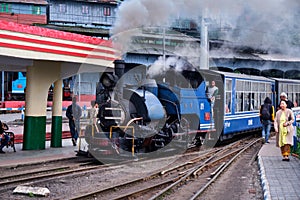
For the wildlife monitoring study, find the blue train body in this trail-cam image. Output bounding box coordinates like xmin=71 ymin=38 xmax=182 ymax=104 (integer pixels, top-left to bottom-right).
xmin=157 ymin=80 xmax=212 ymax=133
xmin=86 ymin=61 xmax=217 ymax=160
xmin=220 ymin=72 xmax=276 ymax=140
xmin=11 ymin=72 xmax=26 ymax=94
xmin=86 ymin=60 xmax=300 ymax=161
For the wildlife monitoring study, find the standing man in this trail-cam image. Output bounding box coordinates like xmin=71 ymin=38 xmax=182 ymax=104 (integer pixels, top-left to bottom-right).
xmin=207 ymin=80 xmax=219 ymax=109
xmin=66 ymin=97 xmax=82 ymax=146
xmin=207 ymin=80 xmax=219 ymax=119
xmin=259 ymin=97 xmax=274 ymax=144
xmin=89 ymin=100 xmax=99 ymax=132
xmin=277 ymin=92 xmax=294 ymax=110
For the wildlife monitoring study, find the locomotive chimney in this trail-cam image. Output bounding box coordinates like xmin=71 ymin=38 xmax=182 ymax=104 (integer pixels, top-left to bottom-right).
xmin=114 ymin=60 xmax=125 ymax=78
xmin=113 ymin=60 xmax=125 ymax=99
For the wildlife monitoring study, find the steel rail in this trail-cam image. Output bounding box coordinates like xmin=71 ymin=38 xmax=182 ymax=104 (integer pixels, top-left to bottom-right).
xmin=189 ymin=138 xmax=261 ymax=200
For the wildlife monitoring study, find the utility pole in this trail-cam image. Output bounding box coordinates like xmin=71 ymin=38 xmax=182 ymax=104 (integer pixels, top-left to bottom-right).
xmin=200 ymin=9 xmax=209 ymax=70
xmin=163 ymin=27 xmax=166 ymax=82
xmin=1 ymin=71 xmax=4 ymax=102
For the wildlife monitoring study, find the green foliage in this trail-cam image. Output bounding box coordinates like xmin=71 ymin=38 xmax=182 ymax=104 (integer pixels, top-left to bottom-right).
xmin=294 ymin=143 xmax=300 ymax=157
xmin=294 ymin=127 xmax=300 ymax=157
xmin=28 ymin=192 xmax=35 ymax=197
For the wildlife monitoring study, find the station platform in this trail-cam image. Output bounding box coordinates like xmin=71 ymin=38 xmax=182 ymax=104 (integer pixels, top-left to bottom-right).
xmin=258 ymin=136 xmax=300 ymax=200
xmin=0 ymin=139 xmax=83 ymax=168
xmin=0 ymin=112 xmax=89 ymax=168
xmin=0 ymin=112 xmax=90 ymax=144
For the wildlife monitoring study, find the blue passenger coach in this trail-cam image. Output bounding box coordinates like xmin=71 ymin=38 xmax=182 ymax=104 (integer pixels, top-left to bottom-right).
xmin=272 ymin=78 xmax=300 ymax=109
xmin=219 ymin=71 xmax=276 ymax=140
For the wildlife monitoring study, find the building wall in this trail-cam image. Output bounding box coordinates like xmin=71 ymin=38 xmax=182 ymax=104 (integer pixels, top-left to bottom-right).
xmin=48 ymin=0 xmax=117 ymax=28
xmin=0 ymin=2 xmax=47 ymax=25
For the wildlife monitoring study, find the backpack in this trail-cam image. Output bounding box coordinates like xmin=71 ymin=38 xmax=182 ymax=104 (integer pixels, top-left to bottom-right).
xmin=261 ymin=104 xmax=271 ymax=120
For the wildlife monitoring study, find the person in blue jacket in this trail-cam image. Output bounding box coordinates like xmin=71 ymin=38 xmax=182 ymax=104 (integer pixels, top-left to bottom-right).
xmin=259 ymin=97 xmax=275 ymax=144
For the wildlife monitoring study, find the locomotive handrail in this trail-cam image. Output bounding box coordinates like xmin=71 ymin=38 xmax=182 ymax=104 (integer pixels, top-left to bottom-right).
xmin=109 ymin=125 xmax=135 ymax=156
xmin=124 ymin=117 xmax=143 ymax=132
xmin=159 ymin=98 xmax=180 ymax=122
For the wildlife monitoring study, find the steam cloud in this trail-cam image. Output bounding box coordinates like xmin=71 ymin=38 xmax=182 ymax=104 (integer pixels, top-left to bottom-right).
xmin=111 ymin=0 xmax=300 ymax=55
xmin=147 ymin=56 xmax=195 ymax=77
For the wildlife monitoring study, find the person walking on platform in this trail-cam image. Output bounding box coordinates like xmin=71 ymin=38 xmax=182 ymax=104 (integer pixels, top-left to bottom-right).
xmin=66 ymin=97 xmax=82 ymax=146
xmin=274 ymin=100 xmax=295 ymax=161
xmin=259 ymin=97 xmax=274 ymax=144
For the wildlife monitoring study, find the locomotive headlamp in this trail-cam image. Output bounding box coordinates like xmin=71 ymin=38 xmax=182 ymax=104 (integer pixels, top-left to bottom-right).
xmin=100 ymin=73 xmax=117 ymax=89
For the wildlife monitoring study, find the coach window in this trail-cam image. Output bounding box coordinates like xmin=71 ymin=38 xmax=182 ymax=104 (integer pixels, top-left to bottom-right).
xmin=293 ymin=84 xmax=300 ymax=106
xmin=225 ymin=79 xmax=232 ymax=113
xmin=259 ymin=83 xmax=267 ymax=108
xmin=282 ymin=83 xmax=288 ymax=94
xmin=259 ymin=82 xmax=266 ymax=109
xmin=267 ymin=82 xmax=272 ymax=101
xmin=288 ymin=84 xmax=293 ymax=100
xmin=251 ymin=82 xmax=259 ymax=110
xmin=244 ymin=81 xmax=252 ymax=111
xmin=235 ymin=80 xmax=243 ymax=112
xmin=292 ymin=84 xmax=295 ymax=104
xmin=296 ymin=85 xmax=300 ymax=106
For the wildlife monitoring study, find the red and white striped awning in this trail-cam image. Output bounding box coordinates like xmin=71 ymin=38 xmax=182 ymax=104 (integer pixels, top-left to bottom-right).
xmin=0 ymin=20 xmax=119 ymax=69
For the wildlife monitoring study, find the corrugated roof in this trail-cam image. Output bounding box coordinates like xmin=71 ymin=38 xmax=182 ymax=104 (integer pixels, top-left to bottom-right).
xmin=210 ymin=49 xmax=262 ymax=60
xmin=212 ymin=70 xmax=275 ymax=82
xmin=129 ymin=47 xmax=174 ymax=55
xmin=0 ymin=0 xmax=48 ymax=5
xmin=270 ymin=77 xmax=300 ymax=83
xmin=254 ymin=53 xmax=300 ymax=62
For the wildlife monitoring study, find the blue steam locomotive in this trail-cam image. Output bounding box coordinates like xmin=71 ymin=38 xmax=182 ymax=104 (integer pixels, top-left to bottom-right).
xmin=84 ymin=59 xmax=299 ymax=161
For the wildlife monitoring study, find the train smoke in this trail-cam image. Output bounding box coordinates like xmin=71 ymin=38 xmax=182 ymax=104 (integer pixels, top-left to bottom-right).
xmin=111 ymin=0 xmax=300 ymax=56
xmin=147 ymin=56 xmax=194 ymax=78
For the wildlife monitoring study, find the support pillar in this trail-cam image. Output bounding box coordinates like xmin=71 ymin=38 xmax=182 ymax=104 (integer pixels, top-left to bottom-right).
xmin=23 ymin=61 xmax=61 ymax=150
xmin=51 ymin=79 xmax=63 ymax=147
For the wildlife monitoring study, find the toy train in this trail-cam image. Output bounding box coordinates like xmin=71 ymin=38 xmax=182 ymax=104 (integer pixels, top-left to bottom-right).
xmin=84 ymin=59 xmax=300 ymax=161
xmin=3 ymin=72 xmax=73 ymax=101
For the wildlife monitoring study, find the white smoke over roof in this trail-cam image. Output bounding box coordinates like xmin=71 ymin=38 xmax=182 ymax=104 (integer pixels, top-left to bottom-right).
xmin=111 ymin=0 xmax=300 ymax=55
xmin=147 ymin=56 xmax=195 ymax=78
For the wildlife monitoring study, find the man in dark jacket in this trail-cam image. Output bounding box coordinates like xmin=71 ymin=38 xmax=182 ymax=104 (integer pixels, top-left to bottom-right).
xmin=66 ymin=97 xmax=82 ymax=146
xmin=260 ymin=97 xmax=275 ymax=144
xmin=277 ymin=92 xmax=294 ymax=110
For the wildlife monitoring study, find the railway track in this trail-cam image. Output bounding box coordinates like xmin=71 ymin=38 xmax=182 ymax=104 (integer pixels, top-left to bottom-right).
xmin=1 ymin=136 xmax=262 ymax=199
xmin=0 ymin=161 xmax=105 ymax=192
xmin=66 ymin=137 xmax=260 ymax=200
xmin=0 ymin=155 xmax=157 ymax=199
